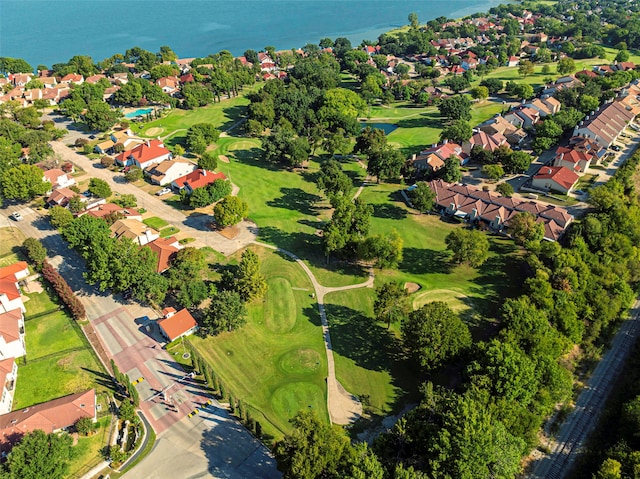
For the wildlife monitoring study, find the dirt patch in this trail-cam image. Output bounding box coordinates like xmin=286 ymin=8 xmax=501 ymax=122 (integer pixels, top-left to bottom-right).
xmin=218 ymin=155 xmax=229 ymax=163
xmin=404 ymin=282 xmax=421 ymax=293
xmin=218 ymin=225 xmax=239 ymax=239
xmin=145 ymin=127 xmax=163 ymax=137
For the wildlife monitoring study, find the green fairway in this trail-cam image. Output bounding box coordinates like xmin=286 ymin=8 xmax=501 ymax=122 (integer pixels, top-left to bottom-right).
xmin=214 ymin=137 xmax=369 ymax=287
xmin=190 ymin=246 xmax=329 ymax=440
xmin=134 ymin=89 xmax=258 ymax=144
xmin=321 ymin=183 xmax=523 ymax=417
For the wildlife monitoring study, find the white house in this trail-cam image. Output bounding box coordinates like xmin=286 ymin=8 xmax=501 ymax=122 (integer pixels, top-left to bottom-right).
xmin=0 ymin=359 xmax=17 ymax=415
xmin=42 ymin=168 xmax=75 ymax=191
xmin=145 ymin=158 xmax=197 ymax=186
xmin=0 ymin=310 xmax=25 ymax=359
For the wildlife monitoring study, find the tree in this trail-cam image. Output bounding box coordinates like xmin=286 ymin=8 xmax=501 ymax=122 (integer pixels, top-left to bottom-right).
xmin=470 ymin=86 xmax=489 ymax=100
xmin=482 ymin=164 xmax=504 ymax=180
xmin=374 ymin=282 xmax=411 ymax=328
xmin=401 ymin=302 xmax=471 ymax=370
xmin=198 ymin=151 xmax=218 ymax=171
xmin=88 ymin=178 xmax=112 ymax=198
xmin=438 ymin=95 xmax=472 ymax=121
xmin=317 ymin=159 xmax=352 ymax=199
xmin=84 ymin=100 xmax=120 ymax=131
xmin=188 ymin=187 xmax=212 ymax=208
xmin=443 ymin=75 xmax=470 ymax=94
xmin=186 ymin=123 xmax=220 ymax=154
xmin=579 ymin=94 xmax=600 ymax=114
xmin=508 ymin=211 xmax=544 ymax=245
xmin=557 ymin=57 xmax=576 ymax=75
xmin=3 ymin=429 xmax=73 ymax=479
xmin=366 ymin=146 xmax=404 ymax=182
xmin=202 ymin=290 xmax=247 ymax=335
xmin=233 ymin=249 xmax=267 ymax=301
xmin=49 ymin=206 xmax=75 ymax=229
xmin=1 ymin=164 xmax=51 ymax=200
xmin=22 ymin=238 xmax=47 ymax=268
xmin=513 ymin=83 xmax=534 ymax=100
xmin=125 ymin=166 xmax=143 ymax=182
xmin=214 ymin=195 xmax=248 ymax=227
xmin=496 ymin=182 xmax=514 ymax=197
xmin=75 ymin=416 xmax=94 ymax=435
xmin=518 ymin=60 xmax=535 ymax=77
xmin=274 ymin=410 xmax=350 ymax=479
xmin=615 ymin=50 xmax=630 ymax=63
xmin=445 ymin=228 xmax=490 ymax=267
xmin=409 ymin=182 xmax=436 ymax=213
xmin=440 ymin=120 xmax=473 ymax=144
xmin=479 ymin=78 xmax=503 ymax=94
xmin=67 ymin=195 xmax=85 ymax=214
xmin=408 ymin=12 xmax=419 ymax=28
xmin=440 ymin=156 xmax=462 ymax=183
xmin=113 ymin=193 xmax=137 ymax=208
xmin=100 ymin=155 xmax=115 ymax=168
xmin=359 ymin=229 xmax=404 ymax=268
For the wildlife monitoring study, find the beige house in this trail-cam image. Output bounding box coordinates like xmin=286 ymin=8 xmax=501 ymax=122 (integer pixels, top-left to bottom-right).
xmin=145 ymin=158 xmax=197 ymax=186
xmin=110 ymin=219 xmax=159 ymax=246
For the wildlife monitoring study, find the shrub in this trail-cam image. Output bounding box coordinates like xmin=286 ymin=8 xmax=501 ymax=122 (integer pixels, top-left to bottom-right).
xmin=124 ymin=166 xmax=143 ymax=183
xmin=75 ymin=138 xmax=88 ymax=147
xmin=75 ymin=417 xmax=94 ymax=435
xmin=22 ymin=238 xmax=47 ymax=270
xmin=100 ymin=156 xmax=115 ymax=168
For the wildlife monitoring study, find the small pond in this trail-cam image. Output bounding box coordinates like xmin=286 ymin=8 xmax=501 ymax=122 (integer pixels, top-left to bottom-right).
xmin=359 ymin=122 xmax=398 ymax=135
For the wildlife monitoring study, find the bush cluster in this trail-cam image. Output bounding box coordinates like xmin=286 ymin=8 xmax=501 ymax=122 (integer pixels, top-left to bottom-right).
xmin=40 ymin=260 xmax=86 ymax=320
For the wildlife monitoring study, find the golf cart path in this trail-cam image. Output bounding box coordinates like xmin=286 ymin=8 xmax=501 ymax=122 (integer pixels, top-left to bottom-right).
xmin=252 ymin=240 xmax=371 ymax=425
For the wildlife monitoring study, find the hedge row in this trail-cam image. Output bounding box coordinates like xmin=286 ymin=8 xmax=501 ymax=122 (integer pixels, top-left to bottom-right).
xmin=41 ymin=260 xmax=86 ymax=320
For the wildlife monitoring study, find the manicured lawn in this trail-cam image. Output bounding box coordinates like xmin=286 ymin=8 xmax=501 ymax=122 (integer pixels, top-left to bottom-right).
xmin=15 ymin=289 xmax=110 ymax=410
xmin=13 ymin=349 xmax=104 ymax=409
xmin=190 ymin=246 xmax=328 ymax=441
xmin=25 ymin=311 xmax=85 ymax=359
xmin=214 ymin=137 xmax=369 ymax=287
xmin=135 ymin=86 xmax=259 ymax=143
xmin=0 ymin=227 xmax=26 ymax=267
xmin=67 ymin=416 xmax=111 ymax=478
xmin=143 ymin=216 xmax=168 ymax=229
xmin=160 ymin=226 xmax=180 ymax=238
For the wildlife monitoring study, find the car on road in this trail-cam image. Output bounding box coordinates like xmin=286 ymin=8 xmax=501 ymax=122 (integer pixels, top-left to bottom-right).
xmin=89 ymin=134 xmax=96 ymax=139
xmin=9 ymin=212 xmax=23 ymax=221
xmin=155 ymin=187 xmax=172 ymax=196
xmin=611 ymin=145 xmax=622 ymax=151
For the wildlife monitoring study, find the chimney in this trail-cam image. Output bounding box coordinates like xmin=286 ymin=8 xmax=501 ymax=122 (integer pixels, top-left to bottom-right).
xmin=443 ymin=139 xmax=449 ymax=144
xmin=202 ymin=170 xmax=207 ymax=176
xmin=146 ymin=140 xmax=150 ymax=147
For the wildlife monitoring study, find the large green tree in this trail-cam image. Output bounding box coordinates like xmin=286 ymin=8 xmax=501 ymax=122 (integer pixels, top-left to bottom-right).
xmin=445 ymin=228 xmax=490 ymax=267
xmin=2 ymin=430 xmax=73 ymax=479
xmin=214 ymin=195 xmax=248 ymax=227
xmin=233 ymin=249 xmax=267 ymax=302
xmin=202 ymin=290 xmax=247 ymax=335
xmin=88 ymin=178 xmax=112 ymax=198
xmin=317 ymin=159 xmax=352 ymax=199
xmin=438 ymin=95 xmax=472 ymax=121
xmin=1 ymin=164 xmax=50 ymax=200
xmin=401 ymin=302 xmax=471 ymax=370
xmin=84 ymin=101 xmax=120 ymax=131
xmin=374 ymin=281 xmax=411 ymax=328
xmin=409 ymin=182 xmax=436 ymax=213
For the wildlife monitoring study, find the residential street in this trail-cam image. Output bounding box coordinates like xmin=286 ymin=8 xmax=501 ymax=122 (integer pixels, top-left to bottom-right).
xmin=528 ymin=301 xmax=640 ymax=479
xmin=1 ymin=207 xmax=280 ymax=478
xmin=49 ymin=140 xmax=257 ymax=256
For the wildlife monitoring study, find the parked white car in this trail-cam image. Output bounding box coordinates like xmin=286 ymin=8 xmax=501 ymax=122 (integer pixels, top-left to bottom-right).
xmin=155 ymin=187 xmax=172 ymax=196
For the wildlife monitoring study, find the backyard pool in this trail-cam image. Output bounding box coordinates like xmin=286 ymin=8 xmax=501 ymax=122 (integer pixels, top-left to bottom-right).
xmin=125 ymin=108 xmax=153 ymax=118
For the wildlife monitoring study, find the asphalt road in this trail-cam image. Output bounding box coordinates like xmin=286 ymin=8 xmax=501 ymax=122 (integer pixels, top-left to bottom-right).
xmin=528 ymin=300 xmax=640 ymax=479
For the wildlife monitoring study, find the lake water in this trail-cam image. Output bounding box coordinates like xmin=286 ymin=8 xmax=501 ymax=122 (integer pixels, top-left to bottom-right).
xmin=1 ymin=0 xmax=504 ymax=69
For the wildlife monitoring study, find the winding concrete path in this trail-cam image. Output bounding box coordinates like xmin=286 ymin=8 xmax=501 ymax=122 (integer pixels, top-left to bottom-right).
xmin=252 ymin=241 xmax=372 ymax=425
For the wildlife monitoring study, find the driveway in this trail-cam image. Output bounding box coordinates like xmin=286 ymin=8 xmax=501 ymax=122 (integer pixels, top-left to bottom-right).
xmin=49 ymin=141 xmax=257 ymax=256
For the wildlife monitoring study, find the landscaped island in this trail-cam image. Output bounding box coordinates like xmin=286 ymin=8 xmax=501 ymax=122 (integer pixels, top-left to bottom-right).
xmin=1 ymin=0 xmax=640 ymax=477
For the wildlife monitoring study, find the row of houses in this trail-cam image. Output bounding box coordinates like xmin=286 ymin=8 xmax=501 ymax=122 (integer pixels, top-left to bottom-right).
xmin=427 ymin=179 xmax=573 ymax=241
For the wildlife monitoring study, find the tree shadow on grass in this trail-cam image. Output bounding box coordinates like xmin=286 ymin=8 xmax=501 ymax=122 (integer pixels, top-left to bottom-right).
xmin=323 ymin=304 xmax=401 ymax=372
xmin=372 ymin=203 xmax=408 ymax=220
xmin=399 ymin=247 xmax=452 ymax=275
xmin=267 ymin=187 xmax=321 ymax=216
xmin=221 ymin=105 xmax=248 ymax=130
xmin=81 ymin=367 xmax=117 ymax=391
xmin=258 ymin=225 xmax=368 ymax=281
xmin=231 ymin=147 xmax=282 ymax=172
xmin=396 ymin=112 xmax=442 ymax=130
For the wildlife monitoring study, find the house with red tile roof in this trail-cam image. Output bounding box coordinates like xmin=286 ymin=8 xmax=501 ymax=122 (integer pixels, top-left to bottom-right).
xmin=425 ymin=179 xmax=572 ymax=241
xmin=42 ymin=168 xmax=75 ymax=191
xmin=477 ymin=115 xmax=528 ymax=146
xmin=553 ymin=146 xmax=594 ymax=172
xmin=47 ymin=187 xmax=83 ymax=208
xmin=0 ymin=262 xmax=29 ymax=314
xmin=171 ymin=169 xmax=227 ymax=194
xmin=0 ymin=358 xmax=17 ymax=414
xmin=157 ymin=308 xmax=198 ymax=342
xmin=573 ymin=100 xmax=637 ymax=148
xmin=0 ymin=389 xmax=96 ymax=453
xmin=60 ymin=73 xmax=84 ymax=84
xmin=0 ymin=309 xmax=26 ymax=360
xmin=462 ymin=131 xmax=509 ymax=154
xmin=532 ymin=166 xmax=580 ymax=194
xmin=156 ymin=76 xmax=180 ymax=95
xmin=114 ymin=140 xmax=172 ymax=169
xmin=147 ymin=237 xmax=181 ymax=273
xmin=410 ymin=142 xmax=468 ymax=172
xmin=81 ymin=203 xmax=143 ymax=221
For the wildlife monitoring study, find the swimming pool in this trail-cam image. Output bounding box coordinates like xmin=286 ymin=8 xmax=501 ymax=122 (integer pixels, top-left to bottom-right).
xmin=125 ymin=108 xmax=153 ymax=118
